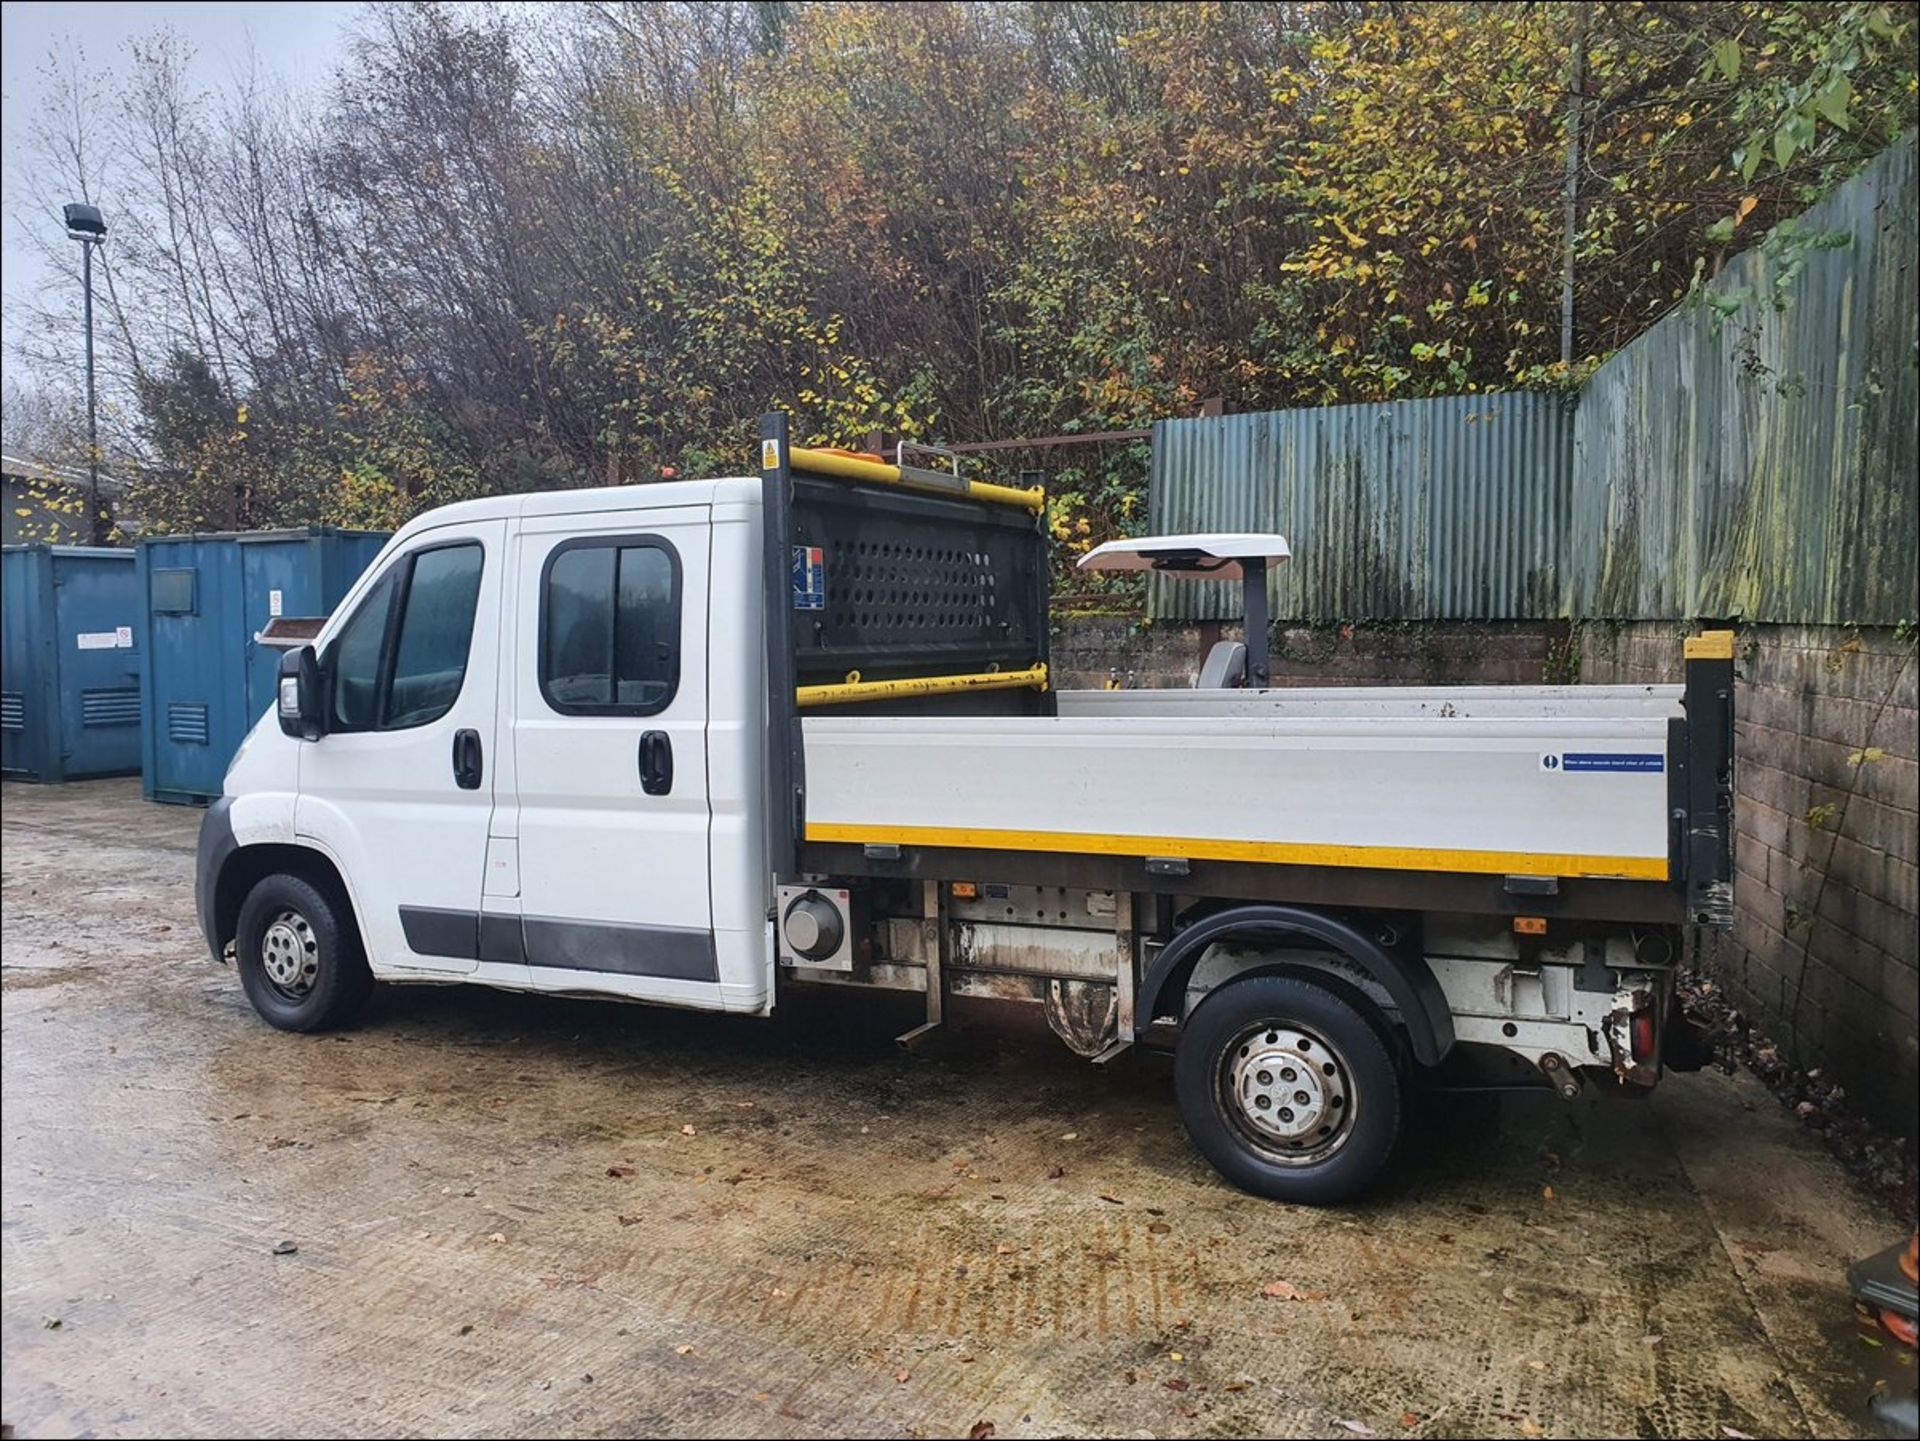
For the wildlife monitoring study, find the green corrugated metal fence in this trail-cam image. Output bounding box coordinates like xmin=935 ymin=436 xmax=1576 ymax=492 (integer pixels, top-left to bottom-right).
xmin=1148 ymin=133 xmax=1917 ymax=627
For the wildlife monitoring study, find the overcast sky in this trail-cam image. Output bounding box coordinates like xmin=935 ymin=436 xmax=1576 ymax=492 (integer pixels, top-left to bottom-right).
xmin=1 ymin=1 xmax=359 ymax=390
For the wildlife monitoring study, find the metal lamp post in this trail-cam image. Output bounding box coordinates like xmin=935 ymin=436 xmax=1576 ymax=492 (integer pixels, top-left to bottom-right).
xmin=62 ymin=202 xmax=108 ymax=544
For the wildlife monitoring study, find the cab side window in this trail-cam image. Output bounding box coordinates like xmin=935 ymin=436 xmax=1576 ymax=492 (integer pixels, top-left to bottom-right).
xmin=327 ymin=542 xmax=484 ymax=733
xmin=540 ymin=538 xmax=679 ymax=715
xmin=331 ymin=569 xmax=399 ymax=730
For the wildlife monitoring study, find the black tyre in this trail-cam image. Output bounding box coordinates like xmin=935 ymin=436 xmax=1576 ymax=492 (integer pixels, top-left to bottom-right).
xmin=1174 ymin=973 xmax=1402 ymax=1204
xmin=234 ymin=873 xmax=373 ymax=1032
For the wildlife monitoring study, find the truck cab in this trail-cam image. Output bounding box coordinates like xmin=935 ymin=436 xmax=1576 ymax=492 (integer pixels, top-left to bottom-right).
xmin=199 ymin=419 xmax=1735 ymax=1204
xmin=202 ymin=476 xmax=773 ymax=1014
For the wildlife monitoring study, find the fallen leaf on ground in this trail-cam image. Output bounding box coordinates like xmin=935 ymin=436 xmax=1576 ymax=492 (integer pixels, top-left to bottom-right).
xmin=1517 ymin=1421 xmax=1544 ymax=1438
xmin=271 ymin=1240 xmax=298 ymax=1256
xmin=1337 ymin=1423 xmax=1375 ymax=1437
xmin=1501 ymin=1285 xmax=1519 ymax=1302
xmin=1721 ymin=1429 xmax=1755 ymax=1440
xmin=487 ymin=1232 xmax=506 ymax=1244
xmin=1224 ymin=1382 xmax=1249 ymax=1393
xmin=680 ymin=1124 xmax=696 ymax=1136
xmin=1148 ymin=1221 xmax=1172 ymax=1235
xmin=1045 ymin=1166 xmax=1066 ymax=1180
xmin=675 ymin=1345 xmax=695 ymax=1356
xmin=1169 ymin=1351 xmax=1184 ymax=1362
xmin=41 ymin=1316 xmax=62 ymax=1329
xmin=1163 ymin=1378 xmax=1190 ymax=1392
xmin=1098 ymin=1193 xmax=1124 ymax=1205
xmin=1060 ymin=1132 xmax=1078 ymax=1141
xmin=920 ymin=1183 xmax=955 ymax=1200
xmin=968 ymin=1423 xmax=995 ymax=1441
xmin=1262 ymin=1280 xmax=1328 ymax=1301
xmin=458 ymin=1324 xmax=473 ymax=1335
xmin=1541 ymin=1185 xmax=1555 ymax=1201
xmin=616 ymin=1215 xmax=641 ymax=1226
xmin=606 ymin=1164 xmax=635 ymax=1177
xmin=996 ymin=1244 xmax=1016 ymax=1255
xmin=895 ymin=1369 xmax=911 ymax=1384
xmin=1401 ymin=1414 xmax=1421 ymax=1429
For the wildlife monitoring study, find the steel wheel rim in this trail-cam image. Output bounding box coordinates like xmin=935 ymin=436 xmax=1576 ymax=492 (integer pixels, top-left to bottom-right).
xmin=259 ymin=909 xmax=320 ymax=999
xmin=1214 ymin=1020 xmax=1355 ymax=1165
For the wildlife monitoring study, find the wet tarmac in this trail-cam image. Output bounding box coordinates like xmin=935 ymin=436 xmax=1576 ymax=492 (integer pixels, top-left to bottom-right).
xmin=3 ymin=779 xmax=1911 ymax=1438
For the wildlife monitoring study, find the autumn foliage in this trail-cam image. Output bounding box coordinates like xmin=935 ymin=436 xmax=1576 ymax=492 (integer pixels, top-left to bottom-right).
xmin=8 ymin=1 xmax=1914 ymax=549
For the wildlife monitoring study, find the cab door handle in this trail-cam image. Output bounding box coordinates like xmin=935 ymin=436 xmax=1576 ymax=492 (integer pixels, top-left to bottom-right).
xmin=452 ymin=728 xmax=483 ymax=789
xmin=639 ymin=731 xmax=673 ymax=796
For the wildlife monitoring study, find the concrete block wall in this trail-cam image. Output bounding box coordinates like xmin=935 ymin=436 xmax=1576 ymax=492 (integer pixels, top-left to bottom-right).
xmin=1052 ymin=617 xmax=1569 ymax=690
xmin=1582 ymin=622 xmax=1919 ymax=1138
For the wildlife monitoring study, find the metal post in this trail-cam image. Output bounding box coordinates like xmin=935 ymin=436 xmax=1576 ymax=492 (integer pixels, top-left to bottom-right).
xmin=1091 ymin=891 xmax=1135 ymax=1066
xmin=1241 ymin=556 xmax=1270 ymax=688
xmin=898 ymin=878 xmax=946 ymax=1049
xmin=82 ymin=238 xmax=103 ymax=544
xmin=1559 ymin=2 xmax=1589 ymax=368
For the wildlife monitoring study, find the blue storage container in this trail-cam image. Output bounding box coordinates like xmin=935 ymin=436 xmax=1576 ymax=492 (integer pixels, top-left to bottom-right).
xmin=1 ymin=544 xmax=143 ymax=783
xmin=136 ymin=526 xmax=388 ymax=804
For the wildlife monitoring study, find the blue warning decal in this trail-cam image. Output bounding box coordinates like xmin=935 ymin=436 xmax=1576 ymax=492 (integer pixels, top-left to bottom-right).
xmin=792 ymin=545 xmax=825 ymax=611
xmin=1541 ymin=751 xmax=1664 ymax=773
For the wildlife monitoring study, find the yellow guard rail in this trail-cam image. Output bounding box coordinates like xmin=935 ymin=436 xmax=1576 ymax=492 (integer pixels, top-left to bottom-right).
xmin=789 ymin=445 xmax=1045 ymax=514
xmin=795 ymin=663 xmax=1049 ymax=709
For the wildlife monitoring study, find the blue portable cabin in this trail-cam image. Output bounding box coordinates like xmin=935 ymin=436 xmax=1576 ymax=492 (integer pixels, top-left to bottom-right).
xmin=1 ymin=544 xmax=143 ymax=783
xmin=136 ymin=526 xmax=388 ymax=805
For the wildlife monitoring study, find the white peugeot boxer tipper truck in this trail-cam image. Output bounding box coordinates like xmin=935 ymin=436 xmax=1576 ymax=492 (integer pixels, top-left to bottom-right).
xmin=198 ymin=415 xmax=1735 ymax=1203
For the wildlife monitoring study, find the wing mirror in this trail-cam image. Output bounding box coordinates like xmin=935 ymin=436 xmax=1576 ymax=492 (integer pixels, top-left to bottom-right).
xmin=276 ymin=645 xmax=327 ymax=740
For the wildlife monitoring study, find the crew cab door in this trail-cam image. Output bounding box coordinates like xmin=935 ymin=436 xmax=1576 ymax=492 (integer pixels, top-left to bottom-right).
xmin=294 ymin=521 xmax=503 ymax=973
xmin=507 ymin=507 xmax=715 ymax=1001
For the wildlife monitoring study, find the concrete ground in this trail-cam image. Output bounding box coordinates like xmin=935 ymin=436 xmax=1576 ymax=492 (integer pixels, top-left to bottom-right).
xmin=2 ymin=779 xmax=1913 ymax=1440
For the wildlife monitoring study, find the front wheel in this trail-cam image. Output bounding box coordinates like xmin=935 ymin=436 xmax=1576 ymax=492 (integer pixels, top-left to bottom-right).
xmin=1174 ymin=974 xmax=1402 ymax=1205
xmin=235 ymin=873 xmax=373 ymax=1032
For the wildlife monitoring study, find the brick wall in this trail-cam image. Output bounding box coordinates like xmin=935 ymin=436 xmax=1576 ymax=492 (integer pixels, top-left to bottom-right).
xmin=1052 ymin=617 xmax=1569 ymax=690
xmin=1583 ymin=622 xmax=1920 ymax=1138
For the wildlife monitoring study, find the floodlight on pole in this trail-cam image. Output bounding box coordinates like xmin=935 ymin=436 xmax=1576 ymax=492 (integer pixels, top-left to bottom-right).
xmin=63 ymin=202 xmax=108 ymax=544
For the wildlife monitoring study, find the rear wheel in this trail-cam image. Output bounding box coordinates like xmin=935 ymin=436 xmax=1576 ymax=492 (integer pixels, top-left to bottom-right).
xmin=235 ymin=873 xmax=373 ymax=1032
xmin=1174 ymin=974 xmax=1402 ymax=1204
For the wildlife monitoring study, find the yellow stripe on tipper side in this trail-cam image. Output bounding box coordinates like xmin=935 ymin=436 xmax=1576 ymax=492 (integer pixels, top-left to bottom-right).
xmin=803 ymin=821 xmax=1670 ymax=882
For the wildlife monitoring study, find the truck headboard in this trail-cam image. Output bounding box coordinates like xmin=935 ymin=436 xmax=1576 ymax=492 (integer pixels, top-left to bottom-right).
xmin=759 ymin=412 xmax=1052 ymax=872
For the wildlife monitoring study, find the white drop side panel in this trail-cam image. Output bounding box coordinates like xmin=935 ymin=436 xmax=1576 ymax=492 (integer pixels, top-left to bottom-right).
xmin=801 ymin=715 xmax=1673 ymax=880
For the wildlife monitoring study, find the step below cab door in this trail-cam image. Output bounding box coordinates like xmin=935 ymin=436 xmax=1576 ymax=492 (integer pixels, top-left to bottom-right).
xmin=506 ymin=506 xmax=716 ymax=1004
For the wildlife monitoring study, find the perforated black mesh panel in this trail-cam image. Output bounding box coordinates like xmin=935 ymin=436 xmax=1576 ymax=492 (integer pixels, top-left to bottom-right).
xmin=787 ymin=476 xmax=1044 ymax=683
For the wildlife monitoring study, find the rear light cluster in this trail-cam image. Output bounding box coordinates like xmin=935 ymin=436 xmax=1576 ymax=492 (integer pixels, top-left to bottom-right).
xmin=1631 ymin=1008 xmax=1657 ymax=1063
